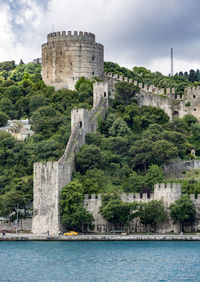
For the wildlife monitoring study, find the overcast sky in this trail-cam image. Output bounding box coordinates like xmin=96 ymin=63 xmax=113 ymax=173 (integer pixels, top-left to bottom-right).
xmin=1 ymin=0 xmax=200 ymax=75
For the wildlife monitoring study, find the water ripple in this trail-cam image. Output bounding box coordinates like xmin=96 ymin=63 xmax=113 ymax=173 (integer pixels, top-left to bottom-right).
xmin=0 ymin=241 xmax=200 ymax=281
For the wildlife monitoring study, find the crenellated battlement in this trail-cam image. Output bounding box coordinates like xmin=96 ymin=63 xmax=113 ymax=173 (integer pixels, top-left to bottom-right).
xmin=120 ymin=193 xmax=152 ymax=202
xmin=185 ymin=86 xmax=200 ymax=93
xmin=154 ymin=183 xmax=182 ymax=189
xmin=83 ymin=183 xmax=182 ymax=208
xmin=47 ymin=31 xmax=95 ymax=43
xmin=105 ymin=72 xmax=176 ymax=96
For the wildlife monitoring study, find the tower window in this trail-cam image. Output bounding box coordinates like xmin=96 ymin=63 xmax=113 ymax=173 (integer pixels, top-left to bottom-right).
xmin=193 ymin=95 xmax=196 ymax=98
xmin=60 ymin=52 xmax=62 ymax=55
xmin=70 ymin=62 xmax=72 ymax=66
xmin=92 ymin=56 xmax=95 ymax=60
xmin=194 ymin=108 xmax=196 ymax=111
xmin=79 ymin=121 xmax=82 ymax=128
xmin=104 ymin=92 xmax=106 ymax=97
xmin=92 ymin=72 xmax=94 ymax=75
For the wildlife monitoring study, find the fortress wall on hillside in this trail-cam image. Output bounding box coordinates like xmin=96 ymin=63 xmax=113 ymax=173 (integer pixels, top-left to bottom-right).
xmin=32 ymin=82 xmax=109 ymax=235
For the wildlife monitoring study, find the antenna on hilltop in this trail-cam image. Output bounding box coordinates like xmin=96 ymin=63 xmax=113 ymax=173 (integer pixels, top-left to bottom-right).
xmin=171 ymin=48 xmax=173 ymax=76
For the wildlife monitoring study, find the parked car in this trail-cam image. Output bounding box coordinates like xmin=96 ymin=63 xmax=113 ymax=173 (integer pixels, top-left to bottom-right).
xmin=64 ymin=231 xmax=79 ymax=236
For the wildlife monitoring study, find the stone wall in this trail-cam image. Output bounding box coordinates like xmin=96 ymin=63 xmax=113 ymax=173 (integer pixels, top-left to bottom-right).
xmin=32 ymin=82 xmax=109 ymax=235
xmin=42 ymin=31 xmax=104 ymax=90
xmin=83 ymin=183 xmax=189 ymax=233
xmin=105 ymin=73 xmax=200 ymax=122
xmin=0 ymin=218 xmax=32 ymax=232
xmin=163 ymin=159 xmax=200 ymax=179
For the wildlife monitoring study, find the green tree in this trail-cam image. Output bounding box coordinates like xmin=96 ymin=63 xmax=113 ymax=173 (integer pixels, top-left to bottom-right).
xmin=0 ymin=98 xmax=17 ymax=119
xmin=123 ymin=171 xmax=145 ymax=193
xmin=160 ymin=130 xmax=188 ymax=157
xmin=101 ymin=197 xmax=139 ymax=229
xmin=0 ymin=111 xmax=9 ymax=126
xmin=5 ymin=85 xmax=22 ymax=103
xmin=142 ymin=124 xmax=163 ymax=142
xmin=139 ymin=200 xmax=168 ymax=231
xmin=152 ymin=140 xmax=178 ymax=165
xmin=0 ymin=60 xmax=15 ymax=72
xmin=170 ymin=195 xmax=196 ymax=232
xmin=29 ymin=94 xmax=46 ymax=113
xmin=130 ymin=139 xmax=154 ymax=172
xmin=145 ymin=164 xmax=164 ymax=189
xmin=59 ymin=180 xmax=93 ymax=231
xmin=75 ymin=145 xmax=103 ymax=174
xmin=81 ymin=169 xmax=105 ymax=194
xmin=114 ymin=82 xmax=139 ymax=106
xmin=108 ymin=118 xmax=131 ymax=137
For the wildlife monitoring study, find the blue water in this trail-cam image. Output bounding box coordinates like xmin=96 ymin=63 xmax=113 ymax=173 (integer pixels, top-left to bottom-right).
xmin=0 ymin=241 xmax=200 ymax=281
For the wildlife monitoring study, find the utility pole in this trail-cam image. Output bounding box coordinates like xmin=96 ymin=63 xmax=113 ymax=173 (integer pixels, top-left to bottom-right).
xmin=171 ymin=48 xmax=173 ymax=76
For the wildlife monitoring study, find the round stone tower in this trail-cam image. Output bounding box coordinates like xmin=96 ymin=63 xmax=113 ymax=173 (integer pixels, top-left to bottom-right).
xmin=41 ymin=31 xmax=104 ymax=90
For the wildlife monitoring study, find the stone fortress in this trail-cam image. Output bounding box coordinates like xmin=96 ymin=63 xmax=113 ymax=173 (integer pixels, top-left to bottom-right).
xmin=32 ymin=31 xmax=200 ymax=235
xmin=42 ymin=31 xmax=104 ymax=90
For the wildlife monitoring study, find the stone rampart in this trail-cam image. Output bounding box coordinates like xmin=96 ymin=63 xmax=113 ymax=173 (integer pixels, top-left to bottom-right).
xmin=154 ymin=183 xmax=182 ymax=208
xmin=105 ymin=71 xmax=200 ymax=122
xmin=0 ymin=218 xmax=32 ymax=232
xmin=32 ymin=82 xmax=109 ymax=235
xmin=83 ymin=183 xmax=183 ymax=233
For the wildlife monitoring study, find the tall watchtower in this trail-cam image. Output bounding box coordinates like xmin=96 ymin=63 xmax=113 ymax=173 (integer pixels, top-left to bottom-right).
xmin=41 ymin=31 xmax=104 ymax=90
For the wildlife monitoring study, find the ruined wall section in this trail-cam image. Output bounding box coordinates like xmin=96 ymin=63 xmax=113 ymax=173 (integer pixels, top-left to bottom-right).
xmin=42 ymin=31 xmax=104 ymax=90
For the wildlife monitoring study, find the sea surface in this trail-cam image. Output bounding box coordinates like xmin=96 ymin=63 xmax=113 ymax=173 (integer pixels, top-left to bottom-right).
xmin=0 ymin=241 xmax=200 ymax=281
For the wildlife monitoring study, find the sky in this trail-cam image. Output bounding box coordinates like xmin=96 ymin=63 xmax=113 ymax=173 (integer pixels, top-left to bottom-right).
xmin=1 ymin=0 xmax=200 ymax=75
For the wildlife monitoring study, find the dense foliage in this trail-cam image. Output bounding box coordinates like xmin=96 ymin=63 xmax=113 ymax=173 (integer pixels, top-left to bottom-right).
xmin=100 ymin=194 xmax=167 ymax=231
xmin=170 ymin=196 xmax=196 ymax=232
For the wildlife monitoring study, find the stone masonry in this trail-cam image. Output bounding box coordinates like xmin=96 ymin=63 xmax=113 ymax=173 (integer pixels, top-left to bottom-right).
xmin=42 ymin=31 xmax=104 ymax=90
xmin=104 ymin=72 xmax=200 ymax=122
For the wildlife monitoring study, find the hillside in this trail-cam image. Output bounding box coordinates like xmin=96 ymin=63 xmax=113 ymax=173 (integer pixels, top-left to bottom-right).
xmin=0 ymin=60 xmax=200 ymax=219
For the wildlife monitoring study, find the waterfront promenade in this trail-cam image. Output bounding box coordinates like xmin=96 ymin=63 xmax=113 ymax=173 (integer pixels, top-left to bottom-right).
xmin=1 ymin=233 xmax=200 ymax=241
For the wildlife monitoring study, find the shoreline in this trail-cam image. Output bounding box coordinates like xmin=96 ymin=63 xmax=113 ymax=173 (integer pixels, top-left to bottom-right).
xmin=1 ymin=234 xmax=200 ymax=241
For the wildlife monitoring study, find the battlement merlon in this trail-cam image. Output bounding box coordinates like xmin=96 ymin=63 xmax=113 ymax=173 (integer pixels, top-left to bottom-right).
xmin=47 ymin=31 xmax=96 ymax=43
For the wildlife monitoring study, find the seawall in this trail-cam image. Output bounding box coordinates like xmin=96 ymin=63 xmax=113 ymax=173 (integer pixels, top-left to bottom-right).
xmin=1 ymin=234 xmax=200 ymax=241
